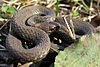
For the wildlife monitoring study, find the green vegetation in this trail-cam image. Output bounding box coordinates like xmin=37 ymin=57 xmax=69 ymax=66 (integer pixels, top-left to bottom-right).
xmin=56 ymin=0 xmax=59 ymax=16
xmin=55 ymin=33 xmax=100 ymax=67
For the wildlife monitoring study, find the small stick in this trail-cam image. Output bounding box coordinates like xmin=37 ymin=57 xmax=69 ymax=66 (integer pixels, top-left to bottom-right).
xmin=63 ymin=16 xmax=75 ymax=39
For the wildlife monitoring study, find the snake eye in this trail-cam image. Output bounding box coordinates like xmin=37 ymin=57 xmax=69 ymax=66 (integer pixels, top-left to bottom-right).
xmin=54 ymin=26 xmax=60 ymax=30
xmin=50 ymin=25 xmax=60 ymax=31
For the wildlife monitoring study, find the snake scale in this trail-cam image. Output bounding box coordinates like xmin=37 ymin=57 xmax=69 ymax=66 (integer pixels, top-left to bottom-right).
xmin=0 ymin=5 xmax=95 ymax=64
xmin=1 ymin=5 xmax=55 ymax=63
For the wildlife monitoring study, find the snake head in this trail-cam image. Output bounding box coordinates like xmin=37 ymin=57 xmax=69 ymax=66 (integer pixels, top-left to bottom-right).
xmin=32 ymin=22 xmax=61 ymax=33
xmin=25 ymin=16 xmax=61 ymax=33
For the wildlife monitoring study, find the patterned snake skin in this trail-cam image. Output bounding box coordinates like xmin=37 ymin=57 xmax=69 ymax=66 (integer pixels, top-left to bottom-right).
xmin=3 ymin=5 xmax=56 ymax=63
xmin=49 ymin=17 xmax=95 ymax=48
xmin=0 ymin=5 xmax=95 ymax=64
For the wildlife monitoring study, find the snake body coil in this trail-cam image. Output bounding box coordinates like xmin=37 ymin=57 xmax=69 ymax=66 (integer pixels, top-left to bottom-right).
xmin=55 ymin=17 xmax=95 ymax=36
xmin=49 ymin=17 xmax=95 ymax=48
xmin=5 ymin=5 xmax=56 ymax=63
xmin=0 ymin=5 xmax=95 ymax=64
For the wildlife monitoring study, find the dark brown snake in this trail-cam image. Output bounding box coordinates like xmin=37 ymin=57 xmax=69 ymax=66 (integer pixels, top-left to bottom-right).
xmin=0 ymin=5 xmax=95 ymax=64
xmin=0 ymin=5 xmax=55 ymax=63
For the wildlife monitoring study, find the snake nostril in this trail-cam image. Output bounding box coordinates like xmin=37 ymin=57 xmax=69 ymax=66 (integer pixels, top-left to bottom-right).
xmin=54 ymin=26 xmax=60 ymax=30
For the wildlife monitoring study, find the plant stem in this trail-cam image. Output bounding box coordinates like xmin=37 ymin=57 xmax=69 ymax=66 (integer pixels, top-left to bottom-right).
xmin=56 ymin=0 xmax=59 ymax=16
xmin=81 ymin=0 xmax=89 ymax=11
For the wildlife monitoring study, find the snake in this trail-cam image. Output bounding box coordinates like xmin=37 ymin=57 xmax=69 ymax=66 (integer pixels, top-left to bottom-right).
xmin=55 ymin=17 xmax=95 ymax=36
xmin=0 ymin=5 xmax=95 ymax=64
xmin=0 ymin=5 xmax=56 ymax=63
xmin=48 ymin=17 xmax=95 ymax=49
